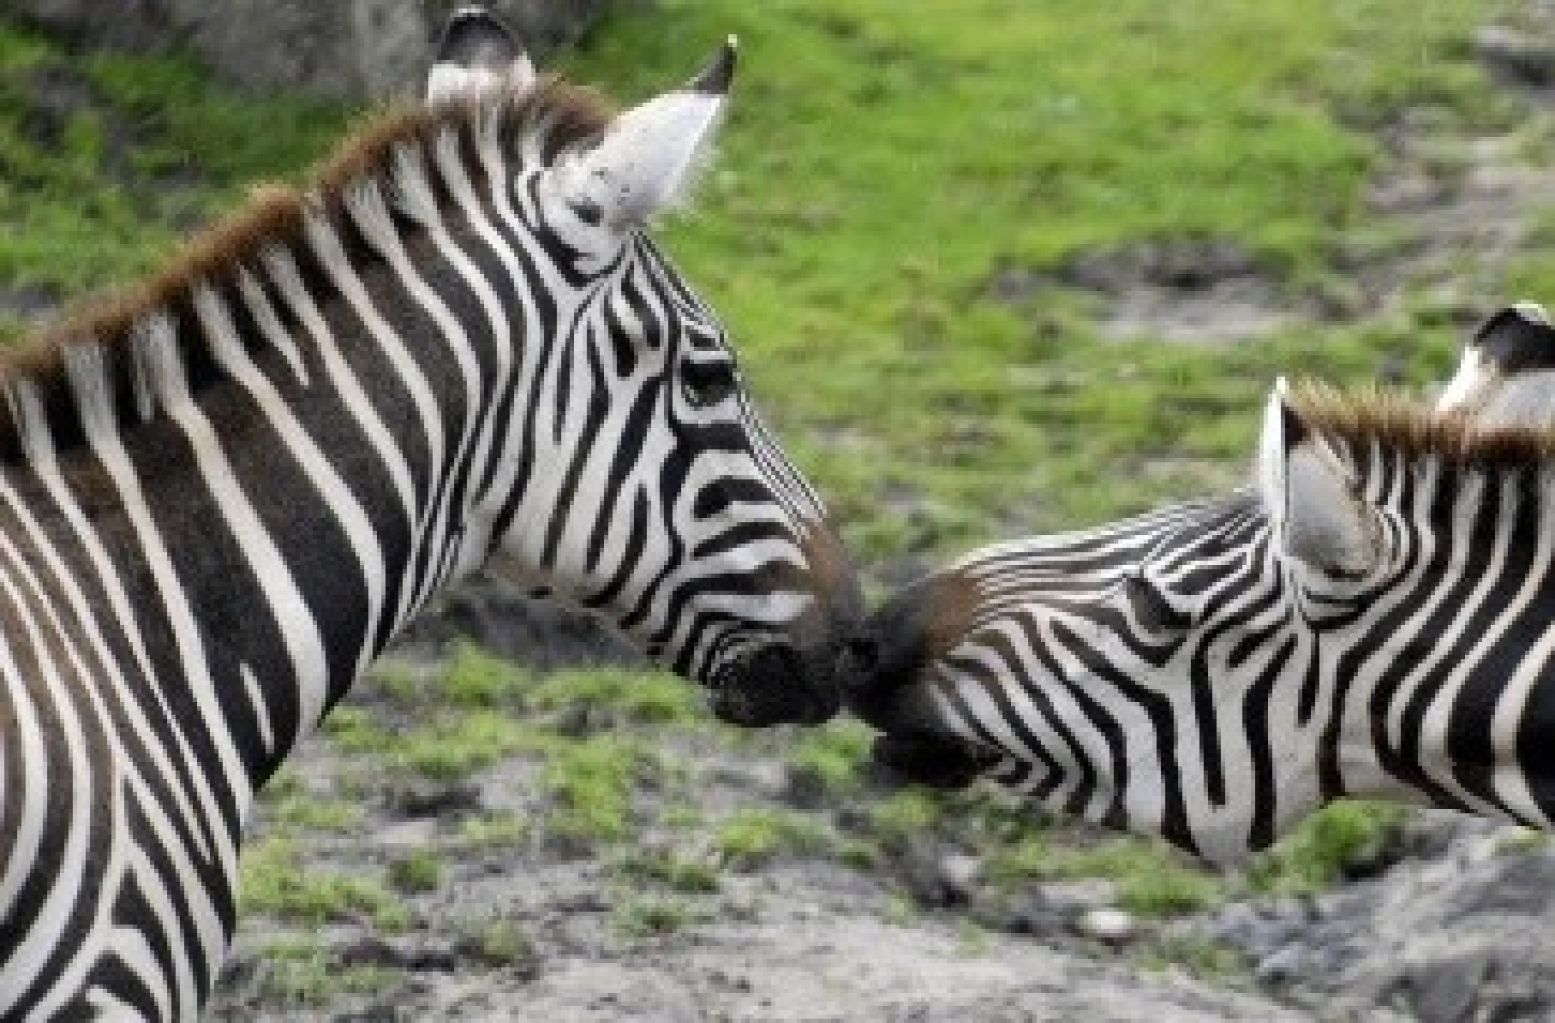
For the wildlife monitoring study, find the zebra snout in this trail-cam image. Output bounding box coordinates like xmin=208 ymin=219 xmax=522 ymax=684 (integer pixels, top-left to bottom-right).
xmin=708 ymin=642 xmax=842 ymax=727
xmin=871 ymin=732 xmax=1001 ymax=791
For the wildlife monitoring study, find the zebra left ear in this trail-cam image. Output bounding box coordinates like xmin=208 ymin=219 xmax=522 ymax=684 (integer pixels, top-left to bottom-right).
xmin=425 ymin=6 xmax=536 ymax=104
xmin=1259 ymin=379 xmax=1378 ymax=577
xmin=561 ymin=38 xmax=737 ymax=228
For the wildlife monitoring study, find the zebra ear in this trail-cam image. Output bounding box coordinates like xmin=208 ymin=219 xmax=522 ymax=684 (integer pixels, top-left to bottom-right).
xmin=1259 ymin=379 xmax=1378 ymax=577
xmin=1438 ymin=302 xmax=1555 ymax=427
xmin=426 ymin=6 xmax=536 ymax=104
xmin=562 ymin=38 xmax=737 ymax=227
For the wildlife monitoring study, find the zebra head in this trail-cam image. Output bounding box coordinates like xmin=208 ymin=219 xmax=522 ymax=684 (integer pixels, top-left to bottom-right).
xmin=1438 ymin=301 xmax=1555 ymax=428
xmin=427 ymin=10 xmax=865 ymax=726
xmin=852 ymin=320 xmax=1555 ymax=863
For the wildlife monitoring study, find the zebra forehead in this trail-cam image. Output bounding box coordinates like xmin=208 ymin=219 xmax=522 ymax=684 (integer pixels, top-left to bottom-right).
xmin=1286 ymin=379 xmax=1555 ymax=469
xmin=5 ymin=75 xmax=615 ymax=380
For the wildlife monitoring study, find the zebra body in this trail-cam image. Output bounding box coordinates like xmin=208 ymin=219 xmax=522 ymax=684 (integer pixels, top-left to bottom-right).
xmin=0 ymin=13 xmax=859 ymax=1018
xmin=857 ymin=305 xmax=1555 ymax=863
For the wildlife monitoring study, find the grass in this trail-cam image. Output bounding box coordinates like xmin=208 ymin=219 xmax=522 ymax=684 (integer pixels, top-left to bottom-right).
xmin=257 ymin=938 xmax=399 ymax=1006
xmin=240 ymin=836 xmax=409 ymax=931
xmin=561 ymin=0 xmax=1507 ymax=558
xmin=715 ymin=807 xmax=832 ymax=868
xmin=541 ymin=734 xmax=649 ymax=843
xmin=787 ymin=719 xmax=875 ymax=795
xmin=613 ymin=896 xmax=693 ymax=938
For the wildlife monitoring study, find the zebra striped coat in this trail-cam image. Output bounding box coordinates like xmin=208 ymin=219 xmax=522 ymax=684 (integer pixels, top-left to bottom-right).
xmin=856 ymin=305 xmax=1555 ymax=863
xmin=0 ymin=16 xmax=860 ymax=1019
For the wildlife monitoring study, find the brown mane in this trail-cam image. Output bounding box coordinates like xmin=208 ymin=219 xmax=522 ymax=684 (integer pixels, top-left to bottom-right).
xmin=1288 ymin=380 xmax=1555 ymax=467
xmin=2 ymin=75 xmax=615 ymax=384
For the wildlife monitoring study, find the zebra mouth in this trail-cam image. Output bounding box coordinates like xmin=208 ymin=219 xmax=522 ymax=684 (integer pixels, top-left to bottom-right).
xmin=870 ymin=730 xmax=1002 ymax=790
xmin=707 ymin=643 xmax=840 ymax=727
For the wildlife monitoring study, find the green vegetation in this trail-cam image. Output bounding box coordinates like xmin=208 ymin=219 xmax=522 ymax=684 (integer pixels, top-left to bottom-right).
xmin=715 ymin=807 xmax=832 ymax=868
xmin=530 ymin=666 xmax=701 ymax=724
xmin=987 ymin=836 xmax=1220 ymax=917
xmin=787 ymin=719 xmax=875 ymax=795
xmin=542 ymin=734 xmax=649 ymax=843
xmin=614 ymin=848 xmax=722 ymax=893
xmin=456 ymin=917 xmax=537 ymax=967
xmin=388 ymin=849 xmax=443 ymax=893
xmin=613 ymin=896 xmax=693 ymax=938
xmin=240 ymin=836 xmax=409 ymax=931
xmin=256 ymin=937 xmax=399 ymax=1006
xmin=0 ymin=22 xmax=345 ymax=295
xmin=564 ymin=0 xmax=1508 ymax=557
xmin=1246 ymin=800 xmax=1408 ymax=895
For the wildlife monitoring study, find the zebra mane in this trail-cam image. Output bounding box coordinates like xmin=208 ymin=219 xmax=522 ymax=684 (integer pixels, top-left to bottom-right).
xmin=1288 ymin=380 xmax=1555 ymax=468
xmin=0 ymin=75 xmax=613 ymax=408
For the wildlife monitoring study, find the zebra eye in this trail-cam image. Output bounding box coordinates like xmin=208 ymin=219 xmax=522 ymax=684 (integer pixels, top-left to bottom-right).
xmin=681 ymin=358 xmax=737 ymax=409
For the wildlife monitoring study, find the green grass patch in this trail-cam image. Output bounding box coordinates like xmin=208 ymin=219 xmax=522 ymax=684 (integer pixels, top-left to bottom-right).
xmin=867 ymin=788 xmax=946 ymax=845
xmin=1247 ymin=800 xmax=1407 ymax=895
xmin=256 ymin=937 xmax=399 ymax=1007
xmin=715 ymin=807 xmax=831 ymax=868
xmin=542 ymin=735 xmax=648 ymax=843
xmin=240 ymin=836 xmax=409 ymax=931
xmin=456 ymin=917 xmax=537 ymax=967
xmin=613 ymin=896 xmax=692 ymax=938
xmin=988 ymin=835 xmax=1220 ymax=917
xmin=439 ymin=642 xmax=531 ymax=707
xmin=530 ymin=666 xmax=702 ymax=724
xmin=556 ymin=0 xmax=1500 ymax=557
xmin=787 ymin=719 xmax=875 ymax=795
xmin=388 ymin=849 xmax=443 ymax=893
xmin=614 ymin=848 xmax=721 ymax=893
xmin=456 ymin=811 xmax=530 ymax=850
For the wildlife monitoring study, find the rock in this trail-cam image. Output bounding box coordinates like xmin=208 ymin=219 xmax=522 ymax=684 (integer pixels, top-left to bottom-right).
xmin=1074 ymin=907 xmax=1135 ymax=944
xmin=1477 ymin=24 xmax=1555 ymax=88
xmin=894 ymin=839 xmax=981 ymax=908
xmin=938 ymin=853 xmax=983 ymax=897
xmin=6 ymin=1 xmax=622 ymax=100
xmin=1254 ymin=946 xmax=1309 ymax=987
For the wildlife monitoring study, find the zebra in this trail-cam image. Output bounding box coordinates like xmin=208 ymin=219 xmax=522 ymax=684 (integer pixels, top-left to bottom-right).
xmin=853 ymin=303 xmax=1555 ymax=864
xmin=0 ymin=8 xmax=867 ymax=1018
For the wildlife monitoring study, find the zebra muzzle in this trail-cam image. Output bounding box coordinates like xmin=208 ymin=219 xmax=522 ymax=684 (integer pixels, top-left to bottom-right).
xmin=708 ymin=643 xmax=841 ymax=727
xmin=870 ymin=731 xmax=1002 ymax=790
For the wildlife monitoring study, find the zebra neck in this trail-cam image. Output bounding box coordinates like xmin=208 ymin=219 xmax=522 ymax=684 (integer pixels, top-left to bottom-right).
xmin=4 ymin=244 xmax=524 ymax=810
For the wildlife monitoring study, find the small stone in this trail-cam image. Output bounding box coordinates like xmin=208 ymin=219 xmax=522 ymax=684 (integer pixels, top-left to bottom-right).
xmin=1255 ymin=945 xmax=1308 ymax=986
xmin=1476 ymin=25 xmax=1555 ymax=87
xmin=1075 ymin=907 xmax=1136 ymax=944
xmin=938 ymin=853 xmax=982 ymax=899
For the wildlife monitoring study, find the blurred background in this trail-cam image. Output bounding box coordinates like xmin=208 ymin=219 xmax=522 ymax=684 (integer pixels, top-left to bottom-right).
xmin=2 ymin=1 xmax=1553 ymax=1019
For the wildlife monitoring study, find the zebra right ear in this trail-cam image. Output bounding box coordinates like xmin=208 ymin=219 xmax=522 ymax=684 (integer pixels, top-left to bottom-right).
xmin=1259 ymin=379 xmax=1378 ymax=577
xmin=425 ymin=6 xmax=536 ymax=104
